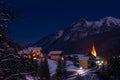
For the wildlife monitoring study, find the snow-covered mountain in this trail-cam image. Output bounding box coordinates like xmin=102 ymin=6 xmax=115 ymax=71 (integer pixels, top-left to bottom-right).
xmin=32 ymin=17 xmax=120 ymax=57
xmin=63 ymin=16 xmax=120 ymax=40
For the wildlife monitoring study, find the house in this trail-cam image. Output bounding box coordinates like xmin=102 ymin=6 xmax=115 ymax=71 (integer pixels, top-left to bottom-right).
xmin=28 ymin=47 xmax=42 ymax=53
xmin=78 ymin=52 xmax=97 ymax=69
xmin=28 ymin=47 xmax=43 ymax=57
xmin=78 ymin=55 xmax=89 ymax=69
xmin=19 ymin=47 xmax=43 ymax=60
xmin=49 ymin=51 xmax=63 ymax=60
xmin=78 ymin=43 xmax=106 ymax=69
xmin=18 ymin=49 xmax=30 ymax=54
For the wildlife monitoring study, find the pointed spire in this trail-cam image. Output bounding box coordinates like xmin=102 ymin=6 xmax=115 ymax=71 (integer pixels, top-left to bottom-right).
xmin=91 ymin=43 xmax=97 ymax=57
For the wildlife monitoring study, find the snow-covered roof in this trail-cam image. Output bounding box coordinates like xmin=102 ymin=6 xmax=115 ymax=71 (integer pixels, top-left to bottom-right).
xmin=18 ymin=49 xmax=31 ymax=55
xmin=78 ymin=55 xmax=89 ymax=60
xmin=49 ymin=51 xmax=62 ymax=55
xmin=28 ymin=47 xmax=42 ymax=51
xmin=96 ymin=56 xmax=102 ymax=60
xmin=79 ymin=56 xmax=89 ymax=60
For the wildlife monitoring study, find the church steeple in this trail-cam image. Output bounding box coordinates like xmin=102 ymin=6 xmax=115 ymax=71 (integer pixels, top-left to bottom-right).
xmin=91 ymin=43 xmax=97 ymax=57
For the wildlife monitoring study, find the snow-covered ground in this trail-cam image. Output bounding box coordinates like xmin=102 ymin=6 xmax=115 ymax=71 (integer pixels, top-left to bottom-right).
xmin=25 ymin=75 xmax=34 ymax=80
xmin=66 ymin=61 xmax=80 ymax=71
xmin=24 ymin=59 xmax=99 ymax=80
xmin=48 ymin=59 xmax=87 ymax=76
xmin=48 ymin=59 xmax=57 ymax=76
xmin=48 ymin=59 xmax=80 ymax=76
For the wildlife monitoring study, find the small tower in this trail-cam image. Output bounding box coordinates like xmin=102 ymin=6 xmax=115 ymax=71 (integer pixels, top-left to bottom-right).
xmin=91 ymin=43 xmax=97 ymax=57
xmin=87 ymin=43 xmax=97 ymax=68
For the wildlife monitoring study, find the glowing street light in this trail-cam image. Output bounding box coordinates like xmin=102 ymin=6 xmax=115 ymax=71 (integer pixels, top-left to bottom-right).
xmin=77 ymin=67 xmax=84 ymax=75
xmin=80 ymin=67 xmax=83 ymax=70
xmin=76 ymin=67 xmax=84 ymax=79
xmin=96 ymin=59 xmax=104 ymax=68
xmin=61 ymin=56 xmax=64 ymax=61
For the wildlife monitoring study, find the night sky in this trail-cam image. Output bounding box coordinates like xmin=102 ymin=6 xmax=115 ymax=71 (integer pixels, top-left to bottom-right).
xmin=6 ymin=0 xmax=120 ymax=44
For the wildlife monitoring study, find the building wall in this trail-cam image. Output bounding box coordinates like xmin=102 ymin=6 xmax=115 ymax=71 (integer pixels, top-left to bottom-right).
xmin=104 ymin=59 xmax=108 ymax=65
xmin=79 ymin=60 xmax=88 ymax=69
xmin=32 ymin=50 xmax=40 ymax=54
xmin=50 ymin=54 xmax=60 ymax=60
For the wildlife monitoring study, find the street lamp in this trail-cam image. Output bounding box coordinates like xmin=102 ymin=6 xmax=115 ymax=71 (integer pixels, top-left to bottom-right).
xmin=96 ymin=59 xmax=104 ymax=68
xmin=61 ymin=56 xmax=64 ymax=61
xmin=80 ymin=67 xmax=83 ymax=70
xmin=76 ymin=67 xmax=83 ymax=80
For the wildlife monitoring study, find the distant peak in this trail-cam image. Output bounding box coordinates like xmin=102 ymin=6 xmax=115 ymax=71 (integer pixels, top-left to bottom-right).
xmin=100 ymin=16 xmax=120 ymax=26
xmin=101 ymin=16 xmax=120 ymax=21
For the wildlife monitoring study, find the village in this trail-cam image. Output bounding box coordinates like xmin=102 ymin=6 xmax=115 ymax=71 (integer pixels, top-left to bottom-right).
xmin=18 ymin=44 xmax=108 ymax=80
xmin=0 ymin=0 xmax=120 ymax=80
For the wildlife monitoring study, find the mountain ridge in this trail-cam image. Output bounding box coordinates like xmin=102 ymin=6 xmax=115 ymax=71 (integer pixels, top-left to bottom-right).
xmin=32 ymin=16 xmax=120 ymax=58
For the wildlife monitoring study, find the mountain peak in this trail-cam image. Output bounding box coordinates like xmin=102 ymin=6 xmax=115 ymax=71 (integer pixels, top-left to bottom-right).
xmin=73 ymin=16 xmax=120 ymax=28
xmin=32 ymin=16 xmax=120 ymax=56
xmin=102 ymin=16 xmax=119 ymax=20
xmin=100 ymin=16 xmax=120 ymax=26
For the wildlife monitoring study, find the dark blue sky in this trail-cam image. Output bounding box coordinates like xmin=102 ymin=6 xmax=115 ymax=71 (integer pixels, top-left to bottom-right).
xmin=7 ymin=0 xmax=120 ymax=44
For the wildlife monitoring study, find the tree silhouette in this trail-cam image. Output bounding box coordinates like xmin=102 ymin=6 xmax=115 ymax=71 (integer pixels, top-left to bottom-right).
xmin=39 ymin=55 xmax=50 ymax=80
xmin=55 ymin=57 xmax=67 ymax=80
xmin=108 ymin=56 xmax=120 ymax=80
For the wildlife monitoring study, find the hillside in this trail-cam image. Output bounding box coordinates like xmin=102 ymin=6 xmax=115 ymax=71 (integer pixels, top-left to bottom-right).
xmin=32 ymin=17 xmax=120 ymax=58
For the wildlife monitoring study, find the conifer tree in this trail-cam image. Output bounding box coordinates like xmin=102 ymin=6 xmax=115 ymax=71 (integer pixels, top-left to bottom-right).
xmin=56 ymin=57 xmax=67 ymax=80
xmin=39 ymin=55 xmax=50 ymax=80
xmin=108 ymin=56 xmax=120 ymax=80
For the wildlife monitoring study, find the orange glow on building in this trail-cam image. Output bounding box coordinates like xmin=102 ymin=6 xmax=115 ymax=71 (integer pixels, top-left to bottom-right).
xmin=32 ymin=50 xmax=43 ymax=57
xmin=91 ymin=43 xmax=97 ymax=57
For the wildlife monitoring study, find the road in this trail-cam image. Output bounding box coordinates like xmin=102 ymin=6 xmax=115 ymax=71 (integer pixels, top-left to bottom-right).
xmin=66 ymin=66 xmax=99 ymax=80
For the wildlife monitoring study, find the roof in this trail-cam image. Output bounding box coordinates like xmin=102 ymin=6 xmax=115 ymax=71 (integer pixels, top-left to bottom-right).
xmin=28 ymin=47 xmax=42 ymax=51
xmin=49 ymin=51 xmax=62 ymax=55
xmin=78 ymin=55 xmax=89 ymax=60
xmin=96 ymin=56 xmax=102 ymax=60
xmin=87 ymin=52 xmax=94 ymax=56
xmin=79 ymin=56 xmax=89 ymax=60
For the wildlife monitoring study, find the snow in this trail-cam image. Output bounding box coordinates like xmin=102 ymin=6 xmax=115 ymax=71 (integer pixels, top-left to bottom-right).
xmin=7 ymin=48 xmax=14 ymax=51
xmin=0 ymin=58 xmax=21 ymax=62
xmin=66 ymin=61 xmax=80 ymax=71
xmin=0 ymin=34 xmax=2 ymax=37
xmin=66 ymin=61 xmax=73 ymax=65
xmin=49 ymin=51 xmax=62 ymax=55
xmin=92 ymin=16 xmax=120 ymax=27
xmin=101 ymin=16 xmax=120 ymax=26
xmin=64 ymin=35 xmax=70 ymax=41
xmin=28 ymin=47 xmax=42 ymax=51
xmin=93 ymin=21 xmax=102 ymax=28
xmin=79 ymin=57 xmax=89 ymax=60
xmin=55 ymin=30 xmax=64 ymax=39
xmin=33 ymin=17 xmax=120 ymax=49
xmin=78 ymin=55 xmax=89 ymax=60
xmin=3 ymin=42 xmax=9 ymax=47
xmin=4 ymin=72 xmax=35 ymax=80
xmin=48 ymin=59 xmax=57 ymax=76
xmin=18 ymin=49 xmax=31 ymax=55
xmin=25 ymin=75 xmax=34 ymax=80
xmin=86 ymin=21 xmax=93 ymax=27
xmin=2 ymin=54 xmax=20 ymax=59
xmin=65 ymin=17 xmax=120 ymax=40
